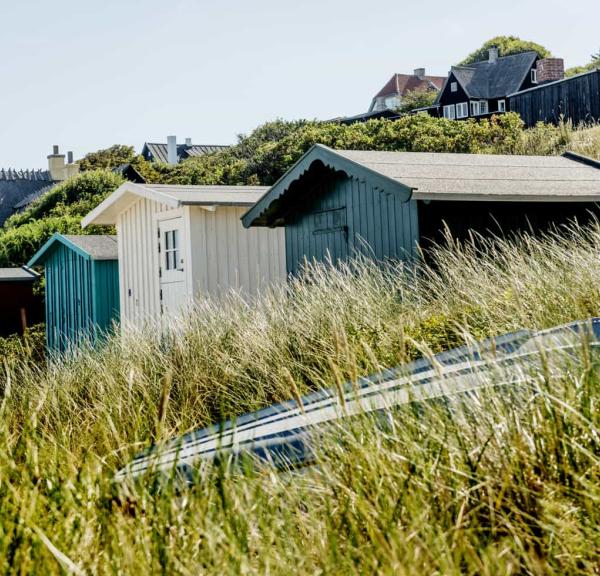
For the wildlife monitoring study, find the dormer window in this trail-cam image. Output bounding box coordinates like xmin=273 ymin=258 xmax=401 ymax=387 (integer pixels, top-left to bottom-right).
xmin=531 ymin=69 xmax=538 ymax=84
xmin=450 ymin=82 xmax=458 ymax=92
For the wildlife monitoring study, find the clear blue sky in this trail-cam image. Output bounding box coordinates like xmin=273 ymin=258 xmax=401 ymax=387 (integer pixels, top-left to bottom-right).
xmin=1 ymin=0 xmax=598 ymax=168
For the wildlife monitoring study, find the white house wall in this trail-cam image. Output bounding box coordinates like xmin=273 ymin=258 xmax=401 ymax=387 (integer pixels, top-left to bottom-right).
xmin=187 ymin=205 xmax=286 ymax=298
xmin=117 ymin=196 xmax=170 ymax=330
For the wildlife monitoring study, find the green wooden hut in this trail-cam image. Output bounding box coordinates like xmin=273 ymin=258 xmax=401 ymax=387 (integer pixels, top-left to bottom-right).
xmin=28 ymin=233 xmax=120 ymax=353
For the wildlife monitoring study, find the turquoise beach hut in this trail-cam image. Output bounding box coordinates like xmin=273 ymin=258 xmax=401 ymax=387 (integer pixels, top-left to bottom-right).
xmin=27 ymin=233 xmax=120 ymax=353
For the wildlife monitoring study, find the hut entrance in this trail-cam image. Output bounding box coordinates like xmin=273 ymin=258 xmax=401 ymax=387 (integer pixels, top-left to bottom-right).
xmin=158 ymin=215 xmax=188 ymax=322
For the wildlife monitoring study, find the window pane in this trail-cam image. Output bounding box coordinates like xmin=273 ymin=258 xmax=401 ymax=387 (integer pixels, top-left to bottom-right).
xmin=165 ymin=231 xmax=171 ymax=250
xmin=172 ymin=229 xmax=179 ymax=249
xmin=174 ymin=249 xmax=180 ymax=269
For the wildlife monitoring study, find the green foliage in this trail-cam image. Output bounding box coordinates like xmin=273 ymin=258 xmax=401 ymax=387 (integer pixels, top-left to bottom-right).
xmin=79 ymin=144 xmax=135 ymax=171
xmin=398 ymin=88 xmax=438 ymax=113
xmin=0 ymin=170 xmax=122 ymax=266
xmin=0 ymin=323 xmax=45 ymax=367
xmin=565 ymin=48 xmax=600 ymax=77
xmin=459 ymin=35 xmax=551 ymax=65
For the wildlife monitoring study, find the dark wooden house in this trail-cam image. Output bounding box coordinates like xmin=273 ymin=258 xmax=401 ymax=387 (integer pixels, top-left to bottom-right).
xmin=509 ymin=69 xmax=600 ymax=127
xmin=433 ymin=49 xmax=546 ymax=121
xmin=0 ymin=267 xmax=43 ymax=337
xmin=242 ymin=145 xmax=600 ymax=275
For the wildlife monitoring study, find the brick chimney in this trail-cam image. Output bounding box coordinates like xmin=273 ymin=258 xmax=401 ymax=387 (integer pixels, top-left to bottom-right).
xmin=414 ymin=68 xmax=426 ymax=79
xmin=47 ymin=145 xmax=80 ymax=181
xmin=536 ymin=58 xmax=565 ymax=83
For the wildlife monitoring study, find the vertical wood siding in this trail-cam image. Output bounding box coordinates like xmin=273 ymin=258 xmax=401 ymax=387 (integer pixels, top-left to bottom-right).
xmin=284 ymin=172 xmax=419 ymax=275
xmin=44 ymin=244 xmax=118 ymax=353
xmin=509 ymin=70 xmax=600 ymax=127
xmin=187 ymin=206 xmax=286 ymax=298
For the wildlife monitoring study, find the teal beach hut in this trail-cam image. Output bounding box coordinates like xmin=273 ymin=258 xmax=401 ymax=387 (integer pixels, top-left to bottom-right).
xmin=28 ymin=233 xmax=120 ymax=353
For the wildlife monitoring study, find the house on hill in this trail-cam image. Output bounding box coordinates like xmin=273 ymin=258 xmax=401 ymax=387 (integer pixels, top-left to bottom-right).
xmin=242 ymin=145 xmax=600 ymax=275
xmin=142 ymin=136 xmax=229 ymax=165
xmin=369 ymin=68 xmax=446 ymax=112
xmin=434 ymin=48 xmax=565 ymax=120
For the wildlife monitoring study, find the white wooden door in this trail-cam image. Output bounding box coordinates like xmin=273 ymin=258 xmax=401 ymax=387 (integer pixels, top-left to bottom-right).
xmin=158 ymin=216 xmax=188 ymax=322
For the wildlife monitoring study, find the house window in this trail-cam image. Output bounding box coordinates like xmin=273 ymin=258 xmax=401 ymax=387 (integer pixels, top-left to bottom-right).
xmin=443 ymin=105 xmax=456 ymax=120
xmin=456 ymin=102 xmax=469 ymax=118
xmin=470 ymin=100 xmax=489 ymax=116
xmin=164 ymin=229 xmax=180 ymax=271
xmin=498 ymin=99 xmax=506 ymax=112
xmin=479 ymin=100 xmax=488 ymax=115
xmin=470 ymin=101 xmax=479 ymax=116
xmin=450 ymin=82 xmax=458 ymax=92
xmin=531 ymin=69 xmax=538 ymax=83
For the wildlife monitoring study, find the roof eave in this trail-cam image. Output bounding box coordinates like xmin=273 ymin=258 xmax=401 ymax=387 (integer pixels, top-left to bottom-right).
xmin=241 ymin=144 xmax=413 ymax=228
xmin=27 ymin=233 xmax=93 ymax=267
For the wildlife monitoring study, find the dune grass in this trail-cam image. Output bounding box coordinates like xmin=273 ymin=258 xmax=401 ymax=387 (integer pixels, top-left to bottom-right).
xmin=1 ymin=223 xmax=600 ymax=573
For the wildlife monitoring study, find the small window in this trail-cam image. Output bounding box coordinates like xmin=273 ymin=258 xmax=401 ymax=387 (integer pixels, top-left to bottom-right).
xmin=479 ymin=100 xmax=488 ymax=115
xmin=443 ymin=104 xmax=456 ymax=120
xmin=456 ymin=102 xmax=468 ymax=118
xmin=450 ymin=82 xmax=458 ymax=92
xmin=164 ymin=229 xmax=180 ymax=271
xmin=531 ymin=69 xmax=538 ymax=83
xmin=470 ymin=101 xmax=479 ymax=116
xmin=498 ymin=99 xmax=506 ymax=112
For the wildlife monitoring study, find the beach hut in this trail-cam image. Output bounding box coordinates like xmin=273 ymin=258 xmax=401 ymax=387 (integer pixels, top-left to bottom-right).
xmin=81 ymin=183 xmax=286 ymax=330
xmin=242 ymin=145 xmax=600 ymax=274
xmin=27 ymin=233 xmax=119 ymax=352
xmin=0 ymin=267 xmax=43 ymax=337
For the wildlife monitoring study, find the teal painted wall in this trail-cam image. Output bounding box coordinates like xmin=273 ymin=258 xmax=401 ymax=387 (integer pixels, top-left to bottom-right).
xmin=44 ymin=244 xmax=119 ymax=353
xmin=284 ymin=171 xmax=419 ymax=275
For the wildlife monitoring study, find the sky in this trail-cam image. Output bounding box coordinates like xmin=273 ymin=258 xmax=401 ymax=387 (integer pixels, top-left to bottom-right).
xmin=1 ymin=0 xmax=598 ymax=168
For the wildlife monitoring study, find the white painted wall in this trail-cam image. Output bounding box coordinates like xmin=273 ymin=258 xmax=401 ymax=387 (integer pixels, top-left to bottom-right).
xmin=116 ymin=198 xmax=286 ymax=331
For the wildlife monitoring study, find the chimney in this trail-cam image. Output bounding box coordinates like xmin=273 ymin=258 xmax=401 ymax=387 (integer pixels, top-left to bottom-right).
xmin=47 ymin=145 xmax=66 ymax=181
xmin=185 ymin=138 xmax=192 ymax=146
xmin=67 ymin=151 xmax=74 ymax=164
xmin=536 ymin=58 xmax=565 ymax=83
xmin=488 ymin=46 xmax=499 ymax=63
xmin=414 ymin=68 xmax=426 ymax=79
xmin=167 ymin=135 xmax=178 ymax=164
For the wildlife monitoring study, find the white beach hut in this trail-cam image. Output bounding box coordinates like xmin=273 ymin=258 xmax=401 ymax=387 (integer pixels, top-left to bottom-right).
xmin=82 ymin=183 xmax=285 ymax=329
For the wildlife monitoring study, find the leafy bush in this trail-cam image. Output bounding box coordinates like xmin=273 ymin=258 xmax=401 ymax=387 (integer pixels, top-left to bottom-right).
xmin=459 ymin=35 xmax=550 ymax=65
xmin=79 ymin=145 xmax=135 ymax=171
xmin=398 ymin=88 xmax=438 ymax=113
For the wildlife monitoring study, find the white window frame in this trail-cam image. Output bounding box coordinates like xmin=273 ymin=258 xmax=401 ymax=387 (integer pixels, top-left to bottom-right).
xmin=470 ymin=101 xmax=480 ymax=116
xmin=450 ymin=82 xmax=458 ymax=92
xmin=498 ymin=99 xmax=506 ymax=113
xmin=531 ymin=69 xmax=538 ymax=84
xmin=456 ymin=102 xmax=469 ymax=119
xmin=443 ymin=104 xmax=456 ymax=120
xmin=479 ymin=100 xmax=488 ymax=115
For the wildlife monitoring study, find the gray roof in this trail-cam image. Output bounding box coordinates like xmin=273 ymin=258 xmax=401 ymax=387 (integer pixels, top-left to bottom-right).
xmin=334 ymin=149 xmax=600 ymax=200
xmin=440 ymin=51 xmax=538 ymax=100
xmin=13 ymin=183 xmax=57 ymax=211
xmin=146 ymin=184 xmax=269 ymax=205
xmin=143 ymin=143 xmax=229 ymax=163
xmin=242 ymin=145 xmax=600 ymax=227
xmin=63 ymin=235 xmax=118 ymax=260
xmin=0 ymin=267 xmax=39 ymax=282
xmin=0 ymin=169 xmax=52 ymax=181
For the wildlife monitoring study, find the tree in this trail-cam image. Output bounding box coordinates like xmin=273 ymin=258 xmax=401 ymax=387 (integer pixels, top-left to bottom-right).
xmin=398 ymin=89 xmax=438 ymax=114
xmin=79 ymin=145 xmax=136 ymax=171
xmin=459 ymin=36 xmax=551 ymax=65
xmin=566 ymin=49 xmax=600 ymax=77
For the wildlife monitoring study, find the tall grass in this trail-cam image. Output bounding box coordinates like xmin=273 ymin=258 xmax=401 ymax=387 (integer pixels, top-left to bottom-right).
xmin=1 ymin=223 xmax=600 ymax=573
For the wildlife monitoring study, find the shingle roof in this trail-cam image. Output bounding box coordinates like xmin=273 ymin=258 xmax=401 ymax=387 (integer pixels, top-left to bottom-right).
xmin=13 ymin=183 xmax=57 ymax=211
xmin=374 ymin=73 xmax=446 ymax=99
xmin=61 ymin=235 xmax=118 ymax=260
xmin=242 ymin=145 xmax=600 ymax=227
xmin=143 ymin=143 xmax=229 ymax=163
xmin=443 ymin=51 xmax=538 ymax=100
xmin=0 ymin=267 xmax=39 ymax=282
xmin=0 ymin=169 xmax=52 ymax=181
xmin=82 ymin=183 xmax=270 ymax=227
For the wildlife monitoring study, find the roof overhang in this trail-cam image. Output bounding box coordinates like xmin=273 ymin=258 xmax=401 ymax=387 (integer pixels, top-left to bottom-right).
xmin=82 ymin=182 xmax=181 ymax=227
xmin=241 ymin=144 xmax=413 ymax=228
xmin=0 ymin=266 xmax=40 ymax=282
xmin=27 ymin=233 xmax=94 ymax=267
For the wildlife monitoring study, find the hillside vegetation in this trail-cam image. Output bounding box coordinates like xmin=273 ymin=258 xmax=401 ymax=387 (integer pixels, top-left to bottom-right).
xmin=1 ymin=223 xmax=600 ymax=573
xmin=2 ymin=114 xmax=599 ymax=268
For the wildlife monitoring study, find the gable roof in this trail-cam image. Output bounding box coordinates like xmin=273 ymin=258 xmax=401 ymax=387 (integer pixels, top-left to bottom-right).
xmin=142 ymin=142 xmax=229 ymax=163
xmin=0 ymin=267 xmax=39 ymax=282
xmin=374 ymin=73 xmax=446 ymax=99
xmin=242 ymin=145 xmax=600 ymax=227
xmin=437 ymin=51 xmax=538 ymax=101
xmin=28 ymin=233 xmax=118 ymax=267
xmin=82 ymin=182 xmax=270 ymax=227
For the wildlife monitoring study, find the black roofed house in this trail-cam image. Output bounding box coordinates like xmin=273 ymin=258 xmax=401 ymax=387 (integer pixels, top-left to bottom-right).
xmin=142 ymin=136 xmax=229 ymax=165
xmin=434 ymin=48 xmax=566 ymax=121
xmin=242 ymin=144 xmax=600 ymax=275
xmin=0 ymin=267 xmax=43 ymax=337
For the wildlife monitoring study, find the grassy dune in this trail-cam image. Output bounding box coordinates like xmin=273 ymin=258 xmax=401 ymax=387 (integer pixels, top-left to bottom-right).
xmin=1 ymin=224 xmax=600 ymax=573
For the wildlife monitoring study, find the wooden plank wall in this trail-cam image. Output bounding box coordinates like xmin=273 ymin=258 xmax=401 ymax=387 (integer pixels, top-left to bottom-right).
xmin=509 ymin=70 xmax=600 ymax=127
xmin=284 ymin=172 xmax=419 ymax=276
